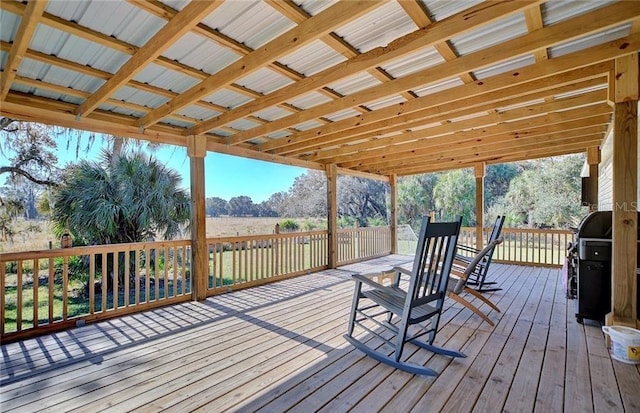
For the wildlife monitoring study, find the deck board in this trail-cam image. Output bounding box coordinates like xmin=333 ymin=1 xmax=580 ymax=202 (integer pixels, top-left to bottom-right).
xmin=1 ymin=257 xmax=639 ymax=413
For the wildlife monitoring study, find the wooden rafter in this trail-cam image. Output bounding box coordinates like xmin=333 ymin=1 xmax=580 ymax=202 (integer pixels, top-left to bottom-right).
xmin=0 ymin=0 xmax=47 ymax=100
xmin=227 ymin=2 xmax=640 ymax=145
xmin=196 ymin=0 xmax=540 ymax=140
xmin=76 ymin=1 xmax=223 ymax=118
xmin=138 ymin=0 xmax=387 ymax=129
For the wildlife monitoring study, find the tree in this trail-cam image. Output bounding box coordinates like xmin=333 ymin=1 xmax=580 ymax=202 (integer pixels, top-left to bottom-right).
xmin=228 ymin=195 xmax=255 ymax=217
xmin=485 ymin=163 xmax=520 ymax=208
xmin=397 ymin=173 xmax=439 ymax=228
xmin=433 ymin=169 xmax=476 ymax=226
xmin=51 ymin=150 xmax=190 ymax=245
xmin=206 ymin=196 xmax=228 ymax=217
xmin=281 ymin=170 xmax=327 ymax=217
xmin=337 ymin=176 xmax=388 ymax=226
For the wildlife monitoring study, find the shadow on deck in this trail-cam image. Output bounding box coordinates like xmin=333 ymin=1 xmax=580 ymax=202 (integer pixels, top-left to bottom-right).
xmin=1 ymin=255 xmax=639 ymax=412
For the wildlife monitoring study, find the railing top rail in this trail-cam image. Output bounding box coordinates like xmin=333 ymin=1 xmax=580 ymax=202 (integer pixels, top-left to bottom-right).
xmin=207 ymin=230 xmax=327 ymax=244
xmin=1 ymin=239 xmax=192 ymax=262
xmin=460 ymin=226 xmax=573 ymax=235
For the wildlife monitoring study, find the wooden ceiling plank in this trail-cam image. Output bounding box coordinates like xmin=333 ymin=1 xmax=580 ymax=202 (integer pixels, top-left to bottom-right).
xmin=306 ymin=91 xmax=609 ymax=162
xmin=275 ymin=73 xmax=608 ymax=156
xmin=193 ymin=0 xmax=539 ymax=137
xmin=524 ymin=4 xmax=548 ymax=62
xmin=139 ymin=0 xmax=386 ymax=129
xmin=315 ymin=108 xmax=612 ymax=164
xmin=230 ymin=3 xmax=640 ymax=145
xmin=0 ymin=0 xmax=48 ymax=100
xmin=76 ymin=1 xmax=223 ymax=117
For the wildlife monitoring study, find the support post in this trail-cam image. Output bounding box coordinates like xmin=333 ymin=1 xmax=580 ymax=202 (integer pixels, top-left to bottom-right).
xmin=475 ymin=163 xmax=486 ymax=250
xmin=609 ymin=54 xmax=639 ymax=326
xmin=187 ymin=135 xmax=208 ymax=301
xmin=389 ymin=174 xmax=398 ymax=254
xmin=586 ymin=146 xmax=600 ymax=211
xmin=326 ymin=164 xmax=338 ymax=269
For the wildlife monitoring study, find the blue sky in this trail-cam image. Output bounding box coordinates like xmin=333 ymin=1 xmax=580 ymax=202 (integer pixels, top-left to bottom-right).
xmin=54 ymin=137 xmax=306 ymax=203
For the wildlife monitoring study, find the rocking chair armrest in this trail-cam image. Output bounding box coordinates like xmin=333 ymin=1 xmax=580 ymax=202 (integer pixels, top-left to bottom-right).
xmin=392 ymin=266 xmax=412 ymax=276
xmin=457 ymin=244 xmax=480 ymax=255
xmin=351 ymin=273 xmax=406 ymax=299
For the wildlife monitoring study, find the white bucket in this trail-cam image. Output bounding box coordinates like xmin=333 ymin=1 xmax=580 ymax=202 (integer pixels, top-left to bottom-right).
xmin=602 ymin=326 xmax=640 ymax=364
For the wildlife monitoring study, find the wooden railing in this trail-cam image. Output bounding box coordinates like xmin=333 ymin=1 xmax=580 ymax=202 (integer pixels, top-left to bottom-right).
xmin=336 ymin=226 xmax=392 ymax=265
xmin=459 ymin=227 xmax=574 ymax=267
xmin=1 ymin=240 xmax=193 ymax=340
xmin=205 ymin=230 xmax=329 ymax=295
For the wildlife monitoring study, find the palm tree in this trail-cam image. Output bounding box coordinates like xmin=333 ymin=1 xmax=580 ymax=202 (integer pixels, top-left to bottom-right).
xmin=51 ymin=150 xmax=190 ymax=245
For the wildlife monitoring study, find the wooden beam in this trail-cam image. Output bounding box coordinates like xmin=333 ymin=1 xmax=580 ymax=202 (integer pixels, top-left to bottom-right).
xmin=140 ymin=0 xmax=386 ymax=129
xmin=276 ymin=72 xmax=609 ymax=157
xmin=261 ymin=52 xmax=614 ymax=155
xmin=225 ymin=2 xmax=640 ymax=144
xmin=586 ymin=146 xmax=601 ymax=211
xmin=392 ymin=139 xmax=605 ymax=176
xmin=188 ymin=135 xmax=208 ymax=301
xmin=475 ymin=163 xmax=485 ymax=249
xmin=368 ymin=132 xmax=606 ymax=175
xmin=76 ymin=1 xmax=222 ymax=118
xmin=0 ymin=0 xmax=47 ymax=100
xmin=389 ymin=174 xmax=398 ymax=254
xmin=345 ymin=124 xmax=609 ymax=171
xmin=307 ymin=91 xmax=609 ymax=162
xmin=326 ymin=164 xmax=338 ymax=269
xmin=611 ymin=53 xmax=639 ymax=324
xmin=193 ymin=0 xmax=540 ymax=138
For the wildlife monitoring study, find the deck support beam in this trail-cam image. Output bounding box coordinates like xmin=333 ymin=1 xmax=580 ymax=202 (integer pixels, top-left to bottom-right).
xmin=586 ymin=146 xmax=600 ymax=211
xmin=389 ymin=174 xmax=398 ymax=254
xmin=475 ymin=163 xmax=486 ymax=249
xmin=609 ymin=54 xmax=639 ymax=326
xmin=188 ymin=136 xmax=208 ymax=301
xmin=326 ymin=164 xmax=338 ymax=269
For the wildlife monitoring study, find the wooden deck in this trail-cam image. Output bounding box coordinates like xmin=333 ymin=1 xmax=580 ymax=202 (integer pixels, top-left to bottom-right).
xmin=1 ymin=256 xmax=639 ymax=412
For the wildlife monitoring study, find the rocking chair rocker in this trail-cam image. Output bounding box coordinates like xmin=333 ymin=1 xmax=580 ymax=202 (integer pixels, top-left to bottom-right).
xmin=344 ymin=216 xmax=463 ymax=376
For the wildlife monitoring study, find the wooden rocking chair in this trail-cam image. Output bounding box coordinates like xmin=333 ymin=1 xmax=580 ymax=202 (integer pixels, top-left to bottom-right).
xmin=344 ymin=216 xmax=463 ymax=376
xmin=448 ymin=238 xmax=503 ymax=326
xmin=456 ymin=215 xmax=505 ymax=292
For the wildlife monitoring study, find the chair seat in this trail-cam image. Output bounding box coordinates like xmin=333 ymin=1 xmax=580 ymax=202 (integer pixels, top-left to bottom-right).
xmin=363 ymin=289 xmax=440 ymax=323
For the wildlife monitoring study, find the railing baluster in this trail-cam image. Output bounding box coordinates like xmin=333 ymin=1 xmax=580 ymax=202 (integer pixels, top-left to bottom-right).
xmin=1 ymin=260 xmax=5 ymax=334
xmin=102 ymin=252 xmax=107 ymax=312
xmin=48 ymin=257 xmax=54 ymax=324
xmin=17 ymin=261 xmax=23 ymax=332
xmin=114 ymin=250 xmax=119 ymax=309
xmin=33 ymin=258 xmax=39 ymax=328
xmin=63 ymin=256 xmax=69 ymax=320
xmin=89 ymin=254 xmax=95 ymax=315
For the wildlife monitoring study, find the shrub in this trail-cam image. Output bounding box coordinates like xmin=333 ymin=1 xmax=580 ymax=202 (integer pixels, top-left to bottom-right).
xmin=279 ymin=219 xmax=299 ymax=232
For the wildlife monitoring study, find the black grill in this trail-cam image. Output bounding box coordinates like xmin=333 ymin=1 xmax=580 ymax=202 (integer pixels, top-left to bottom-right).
xmin=565 ymin=211 xmax=640 ymax=324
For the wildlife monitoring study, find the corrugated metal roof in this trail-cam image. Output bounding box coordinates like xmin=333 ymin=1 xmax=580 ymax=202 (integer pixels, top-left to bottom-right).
xmin=266 ymin=130 xmax=293 ymax=140
xmin=542 ymin=0 xmax=615 ymax=26
xmin=324 ymin=108 xmax=363 ymax=122
xmin=412 ymin=77 xmax=465 ymax=97
xmin=420 ymin=0 xmax=485 ymax=22
xmin=327 ymin=72 xmax=382 ymax=96
xmin=381 ymin=46 xmax=445 ymax=78
xmin=133 ymin=62 xmax=200 ymax=94
xmin=163 ymin=32 xmax=242 ymax=76
xmin=17 ymin=57 xmax=104 ymax=93
xmin=204 ymin=88 xmax=253 ymax=109
xmin=497 ymin=98 xmax=547 ymax=112
xmin=46 ymin=0 xmax=166 ymax=48
xmin=291 ymin=119 xmax=325 ymax=131
xmin=553 ymin=83 xmax=607 ymax=100
xmin=210 ymin=128 xmax=233 ymax=137
xmin=176 ymin=105 xmax=221 ymax=122
xmin=548 ymin=24 xmax=631 ymax=58
xmin=110 ymin=86 xmax=169 ymax=110
xmin=235 ymin=67 xmax=295 ymax=95
xmin=102 ymin=105 xmax=147 ymax=120
xmin=286 ymin=91 xmax=333 ymax=110
xmin=277 ymin=39 xmax=347 ymax=76
xmin=11 ymin=82 xmax=84 ymax=106
xmin=161 ymin=117 xmax=196 ymax=129
xmin=30 ymin=25 xmax=130 ymax=76
xmin=0 ymin=9 xmax=21 ymax=42
xmin=227 ymin=118 xmax=262 ymax=131
xmin=333 ymin=1 xmax=417 ymax=53
xmin=294 ymin=0 xmax=339 ymax=16
xmin=203 ymin=1 xmax=296 ymax=50
xmin=365 ymin=95 xmax=407 ymax=111
xmin=450 ymin=13 xmax=528 ymax=55
xmin=253 ymin=106 xmax=295 ymax=122
xmin=473 ymin=55 xmax=537 ymax=80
